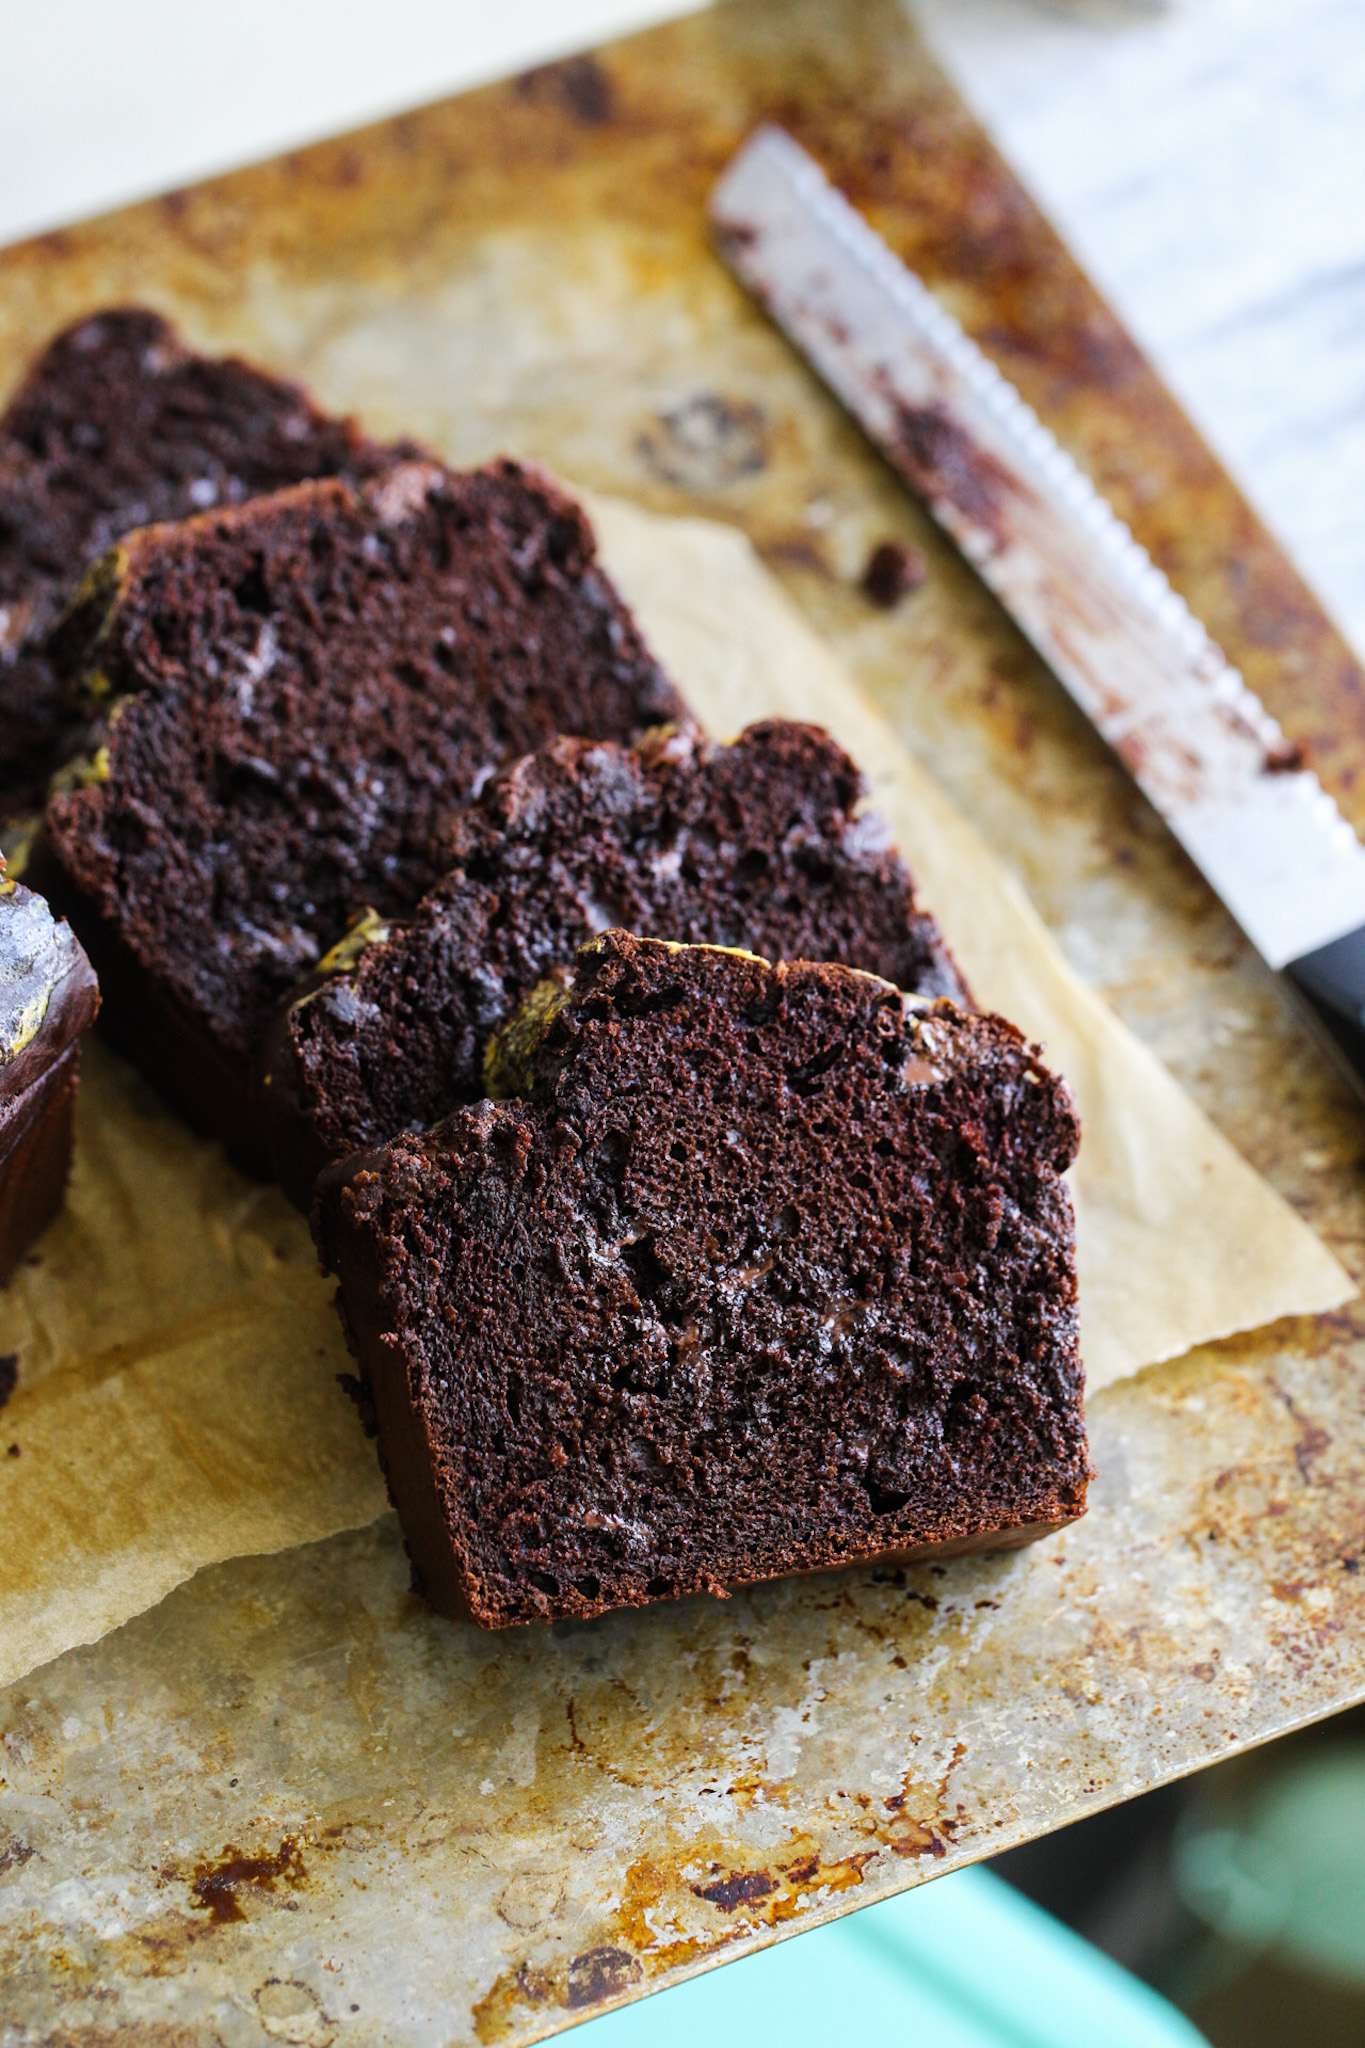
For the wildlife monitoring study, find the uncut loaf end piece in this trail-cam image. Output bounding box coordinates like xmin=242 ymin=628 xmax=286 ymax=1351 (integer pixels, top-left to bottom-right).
xmin=263 ymin=718 xmax=969 ymax=1208
xmin=37 ymin=458 xmax=689 ymax=1166
xmin=316 ymin=930 xmax=1089 ymax=1629
xmin=0 ymin=860 xmax=99 ymax=1281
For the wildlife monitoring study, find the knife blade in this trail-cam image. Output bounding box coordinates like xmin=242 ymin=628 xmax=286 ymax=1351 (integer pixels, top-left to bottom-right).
xmin=710 ymin=125 xmax=1365 ymax=1097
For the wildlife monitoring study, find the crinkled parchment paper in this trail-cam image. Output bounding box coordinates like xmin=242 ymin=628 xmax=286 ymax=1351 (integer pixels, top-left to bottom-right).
xmin=0 ymin=498 xmax=1350 ymax=1693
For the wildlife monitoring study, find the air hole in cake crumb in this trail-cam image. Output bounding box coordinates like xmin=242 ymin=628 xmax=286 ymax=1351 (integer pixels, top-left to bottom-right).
xmin=530 ymin=1572 xmax=559 ymax=1596
xmin=669 ymin=1141 xmax=689 ymax=1164
xmin=233 ymin=560 xmax=271 ymax=616
xmin=735 ymin=848 xmax=768 ymax=884
xmin=742 ymin=988 xmax=783 ymax=1029
xmin=622 ymin=1230 xmax=670 ymax=1305
xmin=795 ymin=847 xmax=834 ymax=885
xmin=773 ymin=1205 xmax=799 ymax=1239
xmin=597 ymin=1128 xmax=631 ymax=1179
xmin=646 ymin=1576 xmax=673 ymax=1599
xmin=947 ymin=1380 xmax=986 ymax=1434
xmin=616 ymin=980 xmax=685 ymax=1019
xmin=786 ymin=1043 xmax=842 ymax=1094
xmin=506 ymin=1379 xmax=523 ymax=1426
xmin=574 ymin=1575 xmax=601 ymax=1601
xmin=874 ymin=1136 xmax=895 ymax=1156
xmin=864 ymin=1477 xmax=912 ymax=1515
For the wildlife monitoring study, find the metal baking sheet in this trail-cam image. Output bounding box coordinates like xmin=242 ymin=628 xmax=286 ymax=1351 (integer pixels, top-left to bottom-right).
xmin=3 ymin=1 xmax=1364 ymax=2040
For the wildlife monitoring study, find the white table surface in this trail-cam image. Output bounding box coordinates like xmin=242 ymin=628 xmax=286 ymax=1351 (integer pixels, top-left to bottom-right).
xmin=4 ymin=0 xmax=1363 ymax=663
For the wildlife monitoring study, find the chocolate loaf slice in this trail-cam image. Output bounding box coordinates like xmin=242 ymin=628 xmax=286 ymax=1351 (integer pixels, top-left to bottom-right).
xmin=0 ymin=861 xmax=99 ymax=1281
xmin=38 ymin=460 xmax=688 ymax=1166
xmin=264 ymin=719 xmax=968 ymax=1207
xmin=316 ymin=930 xmax=1088 ymax=1628
xmin=0 ymin=306 xmax=397 ymax=820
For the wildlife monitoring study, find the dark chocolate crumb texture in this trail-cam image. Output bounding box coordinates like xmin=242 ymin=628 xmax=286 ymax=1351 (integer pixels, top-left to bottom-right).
xmin=316 ymin=930 xmax=1088 ymax=1629
xmin=37 ymin=458 xmax=688 ymax=1165
xmin=0 ymin=306 xmax=400 ymax=821
xmin=0 ymin=860 xmax=99 ymax=1282
xmin=264 ymin=719 xmax=968 ymax=1207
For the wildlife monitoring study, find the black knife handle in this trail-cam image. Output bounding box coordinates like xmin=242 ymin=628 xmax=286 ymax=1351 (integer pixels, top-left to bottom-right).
xmin=1282 ymin=924 xmax=1365 ymax=1107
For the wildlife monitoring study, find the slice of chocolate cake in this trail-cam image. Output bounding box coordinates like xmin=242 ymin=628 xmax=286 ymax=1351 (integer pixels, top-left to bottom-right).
xmin=0 ymin=860 xmax=99 ymax=1282
xmin=263 ymin=719 xmax=969 ymax=1208
xmin=37 ymin=459 xmax=688 ymax=1166
xmin=0 ymin=306 xmax=398 ymax=821
xmin=316 ymin=929 xmax=1088 ymax=1628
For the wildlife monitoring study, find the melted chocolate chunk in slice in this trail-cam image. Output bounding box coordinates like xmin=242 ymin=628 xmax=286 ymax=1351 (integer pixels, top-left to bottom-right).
xmin=316 ymin=930 xmax=1088 ymax=1629
xmin=0 ymin=306 xmax=401 ymax=820
xmin=38 ymin=460 xmax=687 ymax=1166
xmin=0 ymin=861 xmax=99 ymax=1281
xmin=263 ymin=719 xmax=968 ymax=1207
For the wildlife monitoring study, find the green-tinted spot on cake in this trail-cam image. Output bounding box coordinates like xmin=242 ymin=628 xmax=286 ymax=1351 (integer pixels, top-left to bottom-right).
xmin=316 ymin=908 xmax=391 ymax=978
xmin=0 ymin=818 xmax=36 ymax=880
xmin=483 ymin=975 xmax=571 ymax=1100
xmin=2 ymin=989 xmax=50 ymax=1062
xmin=47 ymin=742 xmax=110 ymax=797
xmin=47 ymin=694 xmax=134 ymax=800
xmin=55 ymin=546 xmax=132 ymax=709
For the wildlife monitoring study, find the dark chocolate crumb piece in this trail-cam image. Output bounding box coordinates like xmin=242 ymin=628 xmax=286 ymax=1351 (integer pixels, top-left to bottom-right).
xmin=862 ymin=538 xmax=927 ymax=609
xmin=1263 ymin=737 xmax=1306 ymax=774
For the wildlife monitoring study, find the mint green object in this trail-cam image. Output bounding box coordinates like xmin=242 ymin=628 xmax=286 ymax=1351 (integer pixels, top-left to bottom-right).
xmin=1175 ymin=1742 xmax=1365 ymax=1987
xmin=576 ymin=1865 xmax=1208 ymax=2048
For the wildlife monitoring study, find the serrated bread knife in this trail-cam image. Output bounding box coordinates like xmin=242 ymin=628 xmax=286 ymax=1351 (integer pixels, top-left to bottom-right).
xmin=710 ymin=126 xmax=1365 ymax=1099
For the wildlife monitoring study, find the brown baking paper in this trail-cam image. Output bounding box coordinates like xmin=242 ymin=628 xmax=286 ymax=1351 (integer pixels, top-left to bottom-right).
xmin=0 ymin=498 xmax=1351 ymax=1693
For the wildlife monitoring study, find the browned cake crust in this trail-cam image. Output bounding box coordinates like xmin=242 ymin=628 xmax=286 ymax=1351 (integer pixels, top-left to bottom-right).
xmin=263 ymin=719 xmax=968 ymax=1208
xmin=37 ymin=460 xmax=689 ymax=1166
xmin=0 ymin=866 xmax=99 ymax=1280
xmin=316 ymin=931 xmax=1088 ymax=1629
xmin=0 ymin=306 xmax=399 ymax=820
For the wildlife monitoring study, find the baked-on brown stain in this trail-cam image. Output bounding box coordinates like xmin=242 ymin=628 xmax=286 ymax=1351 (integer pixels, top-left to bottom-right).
xmin=470 ymin=1829 xmax=887 ymax=2043
xmin=515 ymin=53 xmax=616 ymax=127
xmin=692 ymin=1869 xmax=779 ymax=1910
xmin=472 ymin=1793 xmax=965 ymax=2044
xmin=187 ymin=1837 xmax=306 ymax=1925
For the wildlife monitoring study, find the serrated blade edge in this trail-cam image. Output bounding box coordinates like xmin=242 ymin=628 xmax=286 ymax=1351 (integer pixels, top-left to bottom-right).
xmin=710 ymin=126 xmax=1365 ymax=972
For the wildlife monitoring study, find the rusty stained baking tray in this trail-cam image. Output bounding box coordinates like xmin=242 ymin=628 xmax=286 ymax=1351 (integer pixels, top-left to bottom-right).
xmin=3 ymin=1 xmax=1365 ymax=2041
